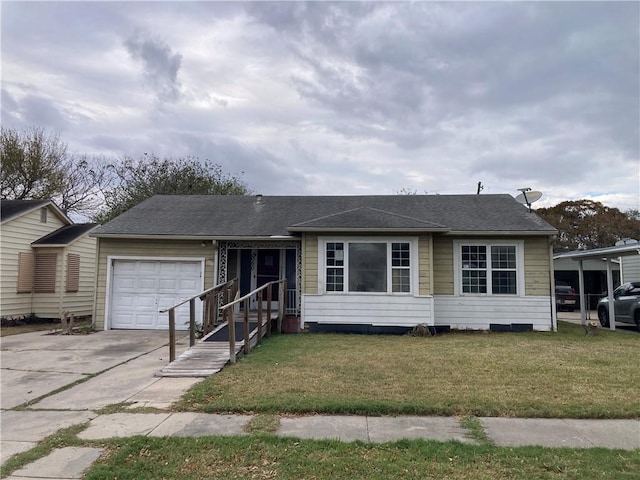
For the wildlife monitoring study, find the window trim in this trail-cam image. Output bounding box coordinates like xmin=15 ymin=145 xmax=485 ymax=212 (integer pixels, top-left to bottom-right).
xmin=318 ymin=237 xmax=418 ymax=295
xmin=453 ymin=240 xmax=525 ymax=297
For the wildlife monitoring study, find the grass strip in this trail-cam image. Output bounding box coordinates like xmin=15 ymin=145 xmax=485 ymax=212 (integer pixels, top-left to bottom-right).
xmin=84 ymin=435 xmax=640 ymax=480
xmin=460 ymin=416 xmax=493 ymax=445
xmin=244 ymin=414 xmax=280 ymax=434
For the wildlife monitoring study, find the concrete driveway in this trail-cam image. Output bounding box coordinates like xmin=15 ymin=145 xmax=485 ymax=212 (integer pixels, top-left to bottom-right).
xmin=557 ymin=311 xmax=639 ymax=334
xmin=1 ymin=330 xmax=195 ymax=410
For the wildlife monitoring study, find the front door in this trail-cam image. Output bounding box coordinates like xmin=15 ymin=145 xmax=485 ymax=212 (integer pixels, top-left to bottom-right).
xmin=256 ymin=249 xmax=280 ymax=303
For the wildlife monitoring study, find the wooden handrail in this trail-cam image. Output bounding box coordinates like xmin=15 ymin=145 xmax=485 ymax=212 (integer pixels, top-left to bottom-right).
xmin=163 ymin=278 xmax=237 ymax=361
xmin=219 ymin=279 xmax=287 ymax=311
xmin=163 ymin=277 xmax=288 ymax=364
xmin=159 ymin=279 xmax=236 ymax=313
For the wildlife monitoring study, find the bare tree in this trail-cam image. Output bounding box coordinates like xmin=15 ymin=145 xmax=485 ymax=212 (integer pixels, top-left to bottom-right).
xmin=1 ymin=126 xmax=108 ymax=217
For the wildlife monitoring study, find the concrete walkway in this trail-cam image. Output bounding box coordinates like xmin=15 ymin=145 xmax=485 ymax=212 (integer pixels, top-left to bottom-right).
xmin=2 ymin=411 xmax=639 ymax=479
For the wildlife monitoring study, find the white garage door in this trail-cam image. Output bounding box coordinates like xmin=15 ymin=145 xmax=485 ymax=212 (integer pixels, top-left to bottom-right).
xmin=110 ymin=260 xmax=203 ymax=330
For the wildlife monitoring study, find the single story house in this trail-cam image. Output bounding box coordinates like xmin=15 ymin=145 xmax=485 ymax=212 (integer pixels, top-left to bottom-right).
xmin=0 ymin=199 xmax=98 ymax=320
xmin=92 ymin=194 xmax=558 ymax=333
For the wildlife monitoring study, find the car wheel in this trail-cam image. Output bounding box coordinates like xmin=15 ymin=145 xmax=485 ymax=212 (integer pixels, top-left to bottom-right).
xmin=598 ymin=308 xmax=610 ymax=328
xmin=635 ymin=312 xmax=640 ymax=333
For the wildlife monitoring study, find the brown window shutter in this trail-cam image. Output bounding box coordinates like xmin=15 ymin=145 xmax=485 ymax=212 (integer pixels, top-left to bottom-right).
xmin=34 ymin=252 xmax=57 ymax=293
xmin=66 ymin=253 xmax=80 ymax=292
xmin=17 ymin=252 xmax=34 ymax=293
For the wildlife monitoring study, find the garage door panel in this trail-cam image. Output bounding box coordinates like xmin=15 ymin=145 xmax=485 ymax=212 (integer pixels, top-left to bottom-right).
xmin=159 ymin=262 xmax=178 ymax=274
xmin=138 ymin=262 xmax=158 ymax=274
xmin=134 ymin=313 xmax=155 ymax=327
xmin=110 ymin=260 xmax=203 ymax=330
xmin=158 ymin=279 xmax=177 ymax=292
xmin=114 ymin=261 xmax=136 ymax=274
xmin=179 ymin=278 xmax=199 ymax=291
xmin=137 ymin=278 xmax=158 ymax=292
xmin=115 ymin=278 xmax=136 ymax=290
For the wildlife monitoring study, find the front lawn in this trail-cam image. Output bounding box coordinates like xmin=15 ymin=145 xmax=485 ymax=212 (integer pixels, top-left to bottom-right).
xmin=176 ymin=321 xmax=639 ymax=418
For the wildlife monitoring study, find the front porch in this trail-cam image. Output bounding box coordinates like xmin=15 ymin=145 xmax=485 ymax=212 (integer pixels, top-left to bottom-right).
xmin=218 ymin=240 xmax=301 ymax=317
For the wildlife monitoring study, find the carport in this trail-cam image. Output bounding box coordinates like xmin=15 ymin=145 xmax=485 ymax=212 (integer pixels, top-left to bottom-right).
xmin=559 ymin=241 xmax=640 ymax=330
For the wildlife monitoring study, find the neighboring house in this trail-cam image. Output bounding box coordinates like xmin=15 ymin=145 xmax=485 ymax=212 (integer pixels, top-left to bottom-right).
xmin=92 ymin=194 xmax=558 ymax=333
xmin=0 ymin=199 xmax=98 ymax=320
xmin=553 ymin=254 xmax=620 ymax=308
xmin=620 ymin=243 xmax=640 ymax=283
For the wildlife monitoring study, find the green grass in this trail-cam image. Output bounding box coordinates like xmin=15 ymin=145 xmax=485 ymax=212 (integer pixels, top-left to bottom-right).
xmin=176 ymin=321 xmax=640 ymax=418
xmin=83 ymin=436 xmax=640 ymax=480
xmin=460 ymin=416 xmax=494 ymax=445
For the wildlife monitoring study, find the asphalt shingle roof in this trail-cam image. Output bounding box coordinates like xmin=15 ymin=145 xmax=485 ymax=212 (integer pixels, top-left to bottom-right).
xmin=1 ymin=199 xmax=51 ymax=223
xmin=93 ymin=194 xmax=557 ymax=237
xmin=32 ymin=224 xmax=99 ymax=246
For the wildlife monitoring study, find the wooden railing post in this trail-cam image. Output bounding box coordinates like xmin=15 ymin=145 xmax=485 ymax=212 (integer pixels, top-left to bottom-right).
xmin=228 ymin=305 xmax=236 ymax=364
xmin=257 ymin=290 xmax=263 ymax=341
xmin=168 ymin=308 xmax=176 ymax=362
xmin=266 ymin=284 xmax=272 ymax=337
xmin=278 ymin=279 xmax=287 ymax=333
xmin=243 ymin=300 xmax=250 ymax=354
xmin=189 ymin=298 xmax=196 ymax=347
xmin=212 ymin=291 xmax=218 ymax=329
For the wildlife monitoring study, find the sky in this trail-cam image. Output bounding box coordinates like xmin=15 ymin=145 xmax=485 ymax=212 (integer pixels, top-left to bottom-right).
xmin=2 ymin=1 xmax=639 ymax=212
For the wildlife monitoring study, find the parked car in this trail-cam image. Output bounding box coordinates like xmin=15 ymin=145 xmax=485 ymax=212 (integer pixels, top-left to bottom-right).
xmin=597 ymin=282 xmax=640 ymax=330
xmin=555 ymin=284 xmax=578 ymax=312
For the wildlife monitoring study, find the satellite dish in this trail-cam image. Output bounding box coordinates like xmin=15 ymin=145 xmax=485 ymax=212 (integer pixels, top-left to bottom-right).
xmin=515 ymin=189 xmax=543 ymax=212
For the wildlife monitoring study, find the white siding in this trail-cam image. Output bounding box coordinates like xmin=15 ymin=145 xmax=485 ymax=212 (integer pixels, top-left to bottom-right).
xmin=621 ymin=255 xmax=640 ymax=283
xmin=302 ymin=294 xmax=433 ymax=326
xmin=434 ymin=296 xmax=552 ymax=331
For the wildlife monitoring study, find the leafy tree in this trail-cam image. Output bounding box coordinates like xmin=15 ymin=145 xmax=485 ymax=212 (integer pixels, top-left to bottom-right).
xmin=536 ymin=200 xmax=640 ymax=251
xmin=94 ymin=155 xmax=248 ymax=223
xmin=1 ymin=126 xmax=108 ymax=217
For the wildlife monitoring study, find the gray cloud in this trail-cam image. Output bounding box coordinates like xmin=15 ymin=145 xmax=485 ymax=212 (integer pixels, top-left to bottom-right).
xmin=124 ymin=32 xmax=183 ymax=104
xmin=1 ymin=2 xmax=638 ymax=212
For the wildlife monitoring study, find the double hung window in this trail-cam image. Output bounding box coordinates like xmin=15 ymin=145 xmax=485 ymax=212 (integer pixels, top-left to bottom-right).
xmin=458 ymin=242 xmax=520 ymax=295
xmin=324 ymin=240 xmax=412 ymax=294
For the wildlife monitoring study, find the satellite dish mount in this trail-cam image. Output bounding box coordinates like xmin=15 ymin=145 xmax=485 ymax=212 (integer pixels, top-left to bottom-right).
xmin=515 ymin=187 xmax=542 ymax=212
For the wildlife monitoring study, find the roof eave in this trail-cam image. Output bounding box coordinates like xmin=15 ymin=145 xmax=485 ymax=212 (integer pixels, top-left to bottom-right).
xmin=444 ymin=230 xmax=557 ymax=236
xmin=287 ymin=227 xmax=451 ymax=233
xmin=93 ymin=234 xmax=300 ymax=241
xmin=1 ymin=200 xmax=72 ymax=225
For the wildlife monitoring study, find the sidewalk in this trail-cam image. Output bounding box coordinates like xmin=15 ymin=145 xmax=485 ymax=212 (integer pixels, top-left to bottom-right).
xmin=3 ymin=410 xmax=639 ymax=479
